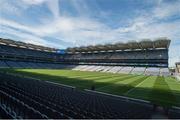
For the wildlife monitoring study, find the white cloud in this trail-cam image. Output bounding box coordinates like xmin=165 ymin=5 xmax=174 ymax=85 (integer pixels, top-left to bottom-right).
xmin=45 ymin=0 xmax=60 ymax=19
xmin=0 ymin=0 xmax=23 ymax=16
xmin=169 ymin=44 xmax=180 ymax=67
xmin=0 ymin=0 xmax=180 ymax=66
xmin=22 ymin=0 xmax=60 ymax=19
xmin=21 ymin=0 xmax=47 ymax=5
xmin=1 ymin=26 xmax=46 ymax=45
xmin=0 ymin=26 xmax=65 ymax=48
xmin=0 ymin=19 xmax=44 ymax=36
xmin=153 ymin=1 xmax=180 ymax=19
xmin=70 ymin=0 xmax=91 ymax=17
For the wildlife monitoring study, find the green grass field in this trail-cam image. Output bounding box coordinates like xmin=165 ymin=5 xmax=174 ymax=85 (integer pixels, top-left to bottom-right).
xmin=1 ymin=68 xmax=180 ymax=107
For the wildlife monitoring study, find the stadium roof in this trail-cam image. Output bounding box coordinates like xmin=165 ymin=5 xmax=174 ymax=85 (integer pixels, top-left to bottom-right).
xmin=0 ymin=38 xmax=57 ymax=52
xmin=66 ymin=38 xmax=171 ymax=53
xmin=0 ymin=37 xmax=171 ymax=53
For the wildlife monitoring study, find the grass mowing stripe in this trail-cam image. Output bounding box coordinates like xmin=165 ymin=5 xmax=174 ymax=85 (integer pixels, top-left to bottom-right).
xmin=3 ymin=69 xmax=93 ymax=89
xmin=68 ymin=74 xmax=123 ymax=80
xmin=95 ymin=75 xmax=138 ymax=89
xmin=18 ymin=69 xmax=135 ymax=85
xmin=10 ymin=69 xmax=108 ymax=80
xmin=8 ymin=69 xmax=134 ymax=90
xmin=15 ymin=69 xmax=126 ymax=80
xmin=82 ymin=74 xmax=130 ymax=82
xmin=97 ymin=76 xmax=145 ymax=95
xmin=15 ymin=69 xmax=129 ymax=83
xmin=125 ymin=76 xmax=157 ymax=100
xmin=165 ymin=77 xmax=180 ymax=107
xmin=2 ymin=69 xmax=130 ymax=81
xmin=149 ymin=76 xmax=177 ymax=107
xmin=18 ymin=69 xmax=106 ymax=78
xmin=63 ymin=71 xmax=126 ymax=79
xmin=93 ymin=74 xmax=134 ymax=83
xmin=3 ymin=69 xmax=131 ymax=90
xmin=124 ymin=76 xmax=149 ymax=95
xmin=62 ymin=69 xmax=123 ymax=76
xmin=60 ymin=72 xmax=119 ymax=78
xmin=68 ymin=75 xmax=138 ymax=89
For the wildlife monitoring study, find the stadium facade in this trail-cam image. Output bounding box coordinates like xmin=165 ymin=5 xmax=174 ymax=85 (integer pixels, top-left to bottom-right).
xmin=0 ymin=37 xmax=170 ymax=76
xmin=176 ymin=62 xmax=180 ymax=73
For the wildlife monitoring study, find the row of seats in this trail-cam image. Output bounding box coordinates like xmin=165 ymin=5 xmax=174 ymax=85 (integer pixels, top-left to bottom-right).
xmin=0 ymin=42 xmax=169 ymax=70
xmin=0 ymin=60 xmax=75 ymax=69
xmin=0 ymin=89 xmax=47 ymax=119
xmin=0 ymin=44 xmax=63 ymax=59
xmin=0 ymin=44 xmax=168 ymax=67
xmin=63 ymin=49 xmax=168 ymax=60
xmin=0 ymin=73 xmax=154 ymax=119
xmin=73 ymin=65 xmax=170 ymax=76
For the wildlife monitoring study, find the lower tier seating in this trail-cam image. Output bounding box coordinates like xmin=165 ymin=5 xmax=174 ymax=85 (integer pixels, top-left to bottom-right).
xmin=73 ymin=65 xmax=169 ymax=76
xmin=0 ymin=73 xmax=155 ymax=119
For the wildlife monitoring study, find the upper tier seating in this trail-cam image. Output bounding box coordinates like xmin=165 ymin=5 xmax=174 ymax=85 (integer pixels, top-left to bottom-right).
xmin=0 ymin=44 xmax=62 ymax=60
xmin=63 ymin=50 xmax=168 ymax=60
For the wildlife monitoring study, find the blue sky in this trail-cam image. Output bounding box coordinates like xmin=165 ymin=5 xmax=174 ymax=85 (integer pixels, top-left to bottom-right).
xmin=0 ymin=0 xmax=180 ymax=67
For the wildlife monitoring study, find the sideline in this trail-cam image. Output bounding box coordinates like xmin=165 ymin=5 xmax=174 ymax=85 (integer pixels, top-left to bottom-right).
xmin=45 ymin=81 xmax=75 ymax=89
xmin=85 ymin=89 xmax=151 ymax=104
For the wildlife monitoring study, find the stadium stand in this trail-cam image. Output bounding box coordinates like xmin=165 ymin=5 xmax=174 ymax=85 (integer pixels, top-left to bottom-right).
xmin=0 ymin=72 xmax=154 ymax=119
xmin=131 ymin=67 xmax=146 ymax=75
xmin=73 ymin=65 xmax=169 ymax=76
xmin=145 ymin=67 xmax=160 ymax=76
xmin=0 ymin=38 xmax=170 ymax=76
xmin=160 ymin=68 xmax=170 ymax=76
xmin=118 ymin=66 xmax=133 ymax=74
xmin=93 ymin=66 xmax=105 ymax=72
xmin=66 ymin=38 xmax=170 ymax=67
xmin=101 ymin=66 xmax=112 ymax=72
xmin=108 ymin=66 xmax=123 ymax=73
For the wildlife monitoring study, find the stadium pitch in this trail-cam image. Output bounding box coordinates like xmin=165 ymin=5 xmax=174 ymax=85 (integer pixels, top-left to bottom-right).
xmin=2 ymin=68 xmax=180 ymax=107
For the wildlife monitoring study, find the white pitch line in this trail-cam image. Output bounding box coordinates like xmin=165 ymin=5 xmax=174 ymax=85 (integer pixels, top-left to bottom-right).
xmin=45 ymin=81 xmax=75 ymax=89
xmin=124 ymin=77 xmax=149 ymax=95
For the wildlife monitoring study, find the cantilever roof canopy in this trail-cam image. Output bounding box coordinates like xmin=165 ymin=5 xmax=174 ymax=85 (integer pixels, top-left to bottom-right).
xmin=66 ymin=38 xmax=171 ymax=53
xmin=0 ymin=38 xmax=57 ymax=52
